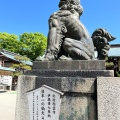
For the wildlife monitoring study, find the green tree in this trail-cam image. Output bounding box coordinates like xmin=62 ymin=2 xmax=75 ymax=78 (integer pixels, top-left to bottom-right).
xmin=0 ymin=32 xmax=21 ymax=53
xmin=106 ymin=57 xmax=120 ymax=77
xmin=19 ymin=32 xmax=47 ymax=61
xmin=11 ymin=55 xmax=32 ymax=77
xmin=116 ymin=71 xmax=120 ymax=77
xmin=0 ymin=32 xmax=47 ymax=61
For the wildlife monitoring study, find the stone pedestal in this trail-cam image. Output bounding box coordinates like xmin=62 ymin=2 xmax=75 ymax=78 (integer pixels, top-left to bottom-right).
xmin=97 ymin=77 xmax=120 ymax=120
xmin=15 ymin=60 xmax=114 ymax=120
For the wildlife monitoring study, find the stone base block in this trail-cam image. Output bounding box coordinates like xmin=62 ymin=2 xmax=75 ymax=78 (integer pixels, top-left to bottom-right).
xmin=15 ymin=60 xmax=115 ymax=120
xmin=60 ymin=94 xmax=97 ymax=120
xmin=35 ymin=77 xmax=95 ymax=93
xmin=15 ymin=75 xmax=97 ymax=120
xmin=15 ymin=75 xmax=36 ymax=120
xmin=33 ymin=60 xmax=106 ymax=70
xmin=25 ymin=70 xmax=114 ymax=78
xmin=97 ymin=77 xmax=120 ymax=120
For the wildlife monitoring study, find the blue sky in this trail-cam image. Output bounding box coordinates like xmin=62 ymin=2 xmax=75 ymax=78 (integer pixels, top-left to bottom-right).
xmin=0 ymin=0 xmax=120 ymax=44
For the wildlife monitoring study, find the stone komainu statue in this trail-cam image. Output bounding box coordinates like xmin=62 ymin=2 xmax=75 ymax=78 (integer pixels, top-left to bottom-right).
xmin=44 ymin=0 xmax=94 ymax=60
xmin=43 ymin=0 xmax=115 ymax=61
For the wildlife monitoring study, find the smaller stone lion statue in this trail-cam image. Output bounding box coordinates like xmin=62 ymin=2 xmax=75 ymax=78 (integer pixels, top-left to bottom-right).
xmin=92 ymin=28 xmax=116 ymax=60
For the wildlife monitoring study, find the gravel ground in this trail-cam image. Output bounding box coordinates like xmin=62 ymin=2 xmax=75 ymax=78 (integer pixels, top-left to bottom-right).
xmin=0 ymin=91 xmax=16 ymax=120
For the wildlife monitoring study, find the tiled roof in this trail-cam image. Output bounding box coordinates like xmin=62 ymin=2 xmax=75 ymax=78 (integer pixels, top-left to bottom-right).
xmin=95 ymin=46 xmax=120 ymax=58
xmin=0 ymin=49 xmax=33 ymax=66
xmin=108 ymin=47 xmax=120 ymax=57
xmin=0 ymin=67 xmax=15 ymax=71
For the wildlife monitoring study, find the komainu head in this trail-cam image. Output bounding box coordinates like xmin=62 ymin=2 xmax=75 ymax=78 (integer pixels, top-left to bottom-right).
xmin=58 ymin=0 xmax=83 ymax=16
xmin=92 ymin=28 xmax=116 ymax=60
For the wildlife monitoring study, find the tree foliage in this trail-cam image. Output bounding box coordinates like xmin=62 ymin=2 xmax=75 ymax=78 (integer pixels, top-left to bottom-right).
xmin=116 ymin=71 xmax=120 ymax=77
xmin=10 ymin=56 xmax=32 ymax=77
xmin=19 ymin=32 xmax=47 ymax=60
xmin=0 ymin=32 xmax=21 ymax=53
xmin=0 ymin=32 xmax=47 ymax=61
xmin=106 ymin=57 xmax=120 ymax=77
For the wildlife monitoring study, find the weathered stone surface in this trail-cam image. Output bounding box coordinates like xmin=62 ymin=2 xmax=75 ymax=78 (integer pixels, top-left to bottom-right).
xmin=15 ymin=75 xmax=36 ymax=120
xmin=97 ymin=77 xmax=120 ymax=120
xmin=35 ymin=77 xmax=95 ymax=93
xmin=25 ymin=70 xmax=114 ymax=78
xmin=33 ymin=60 xmax=106 ymax=70
xmin=60 ymin=94 xmax=97 ymax=120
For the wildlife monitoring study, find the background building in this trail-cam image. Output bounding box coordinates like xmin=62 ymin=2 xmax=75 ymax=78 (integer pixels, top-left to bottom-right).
xmin=0 ymin=49 xmax=33 ymax=90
